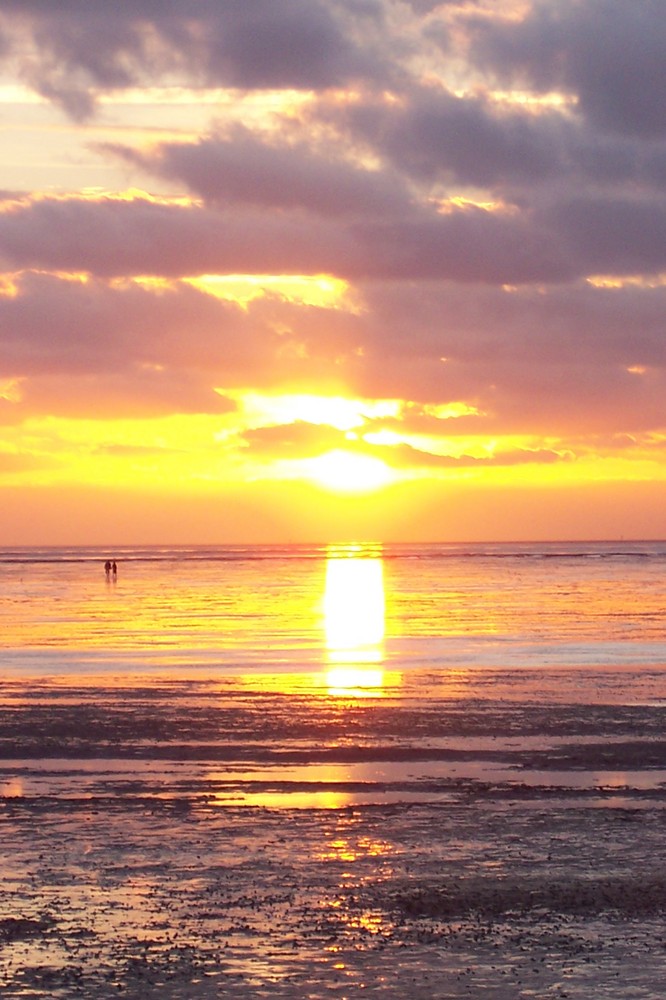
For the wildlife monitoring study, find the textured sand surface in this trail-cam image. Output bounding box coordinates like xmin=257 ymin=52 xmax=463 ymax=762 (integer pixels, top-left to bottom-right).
xmin=2 ymin=682 xmax=666 ymax=998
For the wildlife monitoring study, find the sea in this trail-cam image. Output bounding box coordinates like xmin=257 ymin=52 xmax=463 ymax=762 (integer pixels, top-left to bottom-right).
xmin=3 ymin=540 xmax=666 ymax=996
xmin=2 ymin=538 xmax=666 ymax=681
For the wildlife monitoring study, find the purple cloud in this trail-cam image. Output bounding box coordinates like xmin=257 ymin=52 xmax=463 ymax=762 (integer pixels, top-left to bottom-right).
xmin=464 ymin=0 xmax=666 ymax=139
xmin=0 ymin=1 xmax=391 ymax=118
xmin=102 ymin=127 xmax=412 ymax=218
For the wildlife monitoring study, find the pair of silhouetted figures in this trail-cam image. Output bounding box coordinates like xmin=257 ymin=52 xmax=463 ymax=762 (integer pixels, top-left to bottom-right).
xmin=104 ymin=560 xmax=117 ymax=578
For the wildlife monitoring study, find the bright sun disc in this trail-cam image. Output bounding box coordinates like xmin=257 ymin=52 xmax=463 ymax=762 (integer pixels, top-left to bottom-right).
xmin=308 ymin=449 xmax=394 ymax=493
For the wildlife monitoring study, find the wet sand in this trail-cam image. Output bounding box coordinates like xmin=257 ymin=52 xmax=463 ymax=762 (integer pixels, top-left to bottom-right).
xmin=3 ymin=677 xmax=666 ymax=997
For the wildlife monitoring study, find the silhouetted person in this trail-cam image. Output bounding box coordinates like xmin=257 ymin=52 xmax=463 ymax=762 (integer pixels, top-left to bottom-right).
xmin=104 ymin=560 xmax=111 ymax=577
xmin=112 ymin=561 xmax=117 ymax=577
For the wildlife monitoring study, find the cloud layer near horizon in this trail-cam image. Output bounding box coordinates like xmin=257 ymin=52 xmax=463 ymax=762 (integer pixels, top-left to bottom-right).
xmin=1 ymin=0 xmax=666 ymax=484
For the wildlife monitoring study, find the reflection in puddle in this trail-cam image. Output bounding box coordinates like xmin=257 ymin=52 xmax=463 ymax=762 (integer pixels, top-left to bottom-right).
xmin=0 ymin=777 xmax=23 ymax=797
xmin=9 ymin=755 xmax=666 ymax=812
xmin=318 ymin=833 xmax=394 ymax=863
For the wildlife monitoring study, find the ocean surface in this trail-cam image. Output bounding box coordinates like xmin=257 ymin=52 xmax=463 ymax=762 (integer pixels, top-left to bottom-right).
xmin=2 ymin=538 xmax=666 ymax=679
xmin=3 ymin=541 xmax=666 ymax=997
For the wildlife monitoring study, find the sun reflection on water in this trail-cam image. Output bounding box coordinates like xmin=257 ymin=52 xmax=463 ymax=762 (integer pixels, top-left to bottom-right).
xmin=323 ymin=544 xmax=392 ymax=696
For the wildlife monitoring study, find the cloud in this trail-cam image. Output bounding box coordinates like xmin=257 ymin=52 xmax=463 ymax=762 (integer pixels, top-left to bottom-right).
xmin=0 ymin=1 xmax=391 ymax=118
xmin=102 ymin=126 xmax=413 ymax=218
xmin=354 ymin=279 xmax=666 ymax=372
xmin=17 ymin=371 xmax=237 ymax=420
xmin=464 ymin=0 xmax=666 ymax=139
xmin=7 ymin=160 xmax=666 ymax=290
xmin=320 ymin=279 xmax=666 ymax=435
xmin=0 ymin=195 xmax=358 ymax=279
xmin=0 ymin=270 xmax=258 ymax=374
xmin=240 ymin=420 xmax=346 ymax=457
xmin=0 ymin=270 xmax=292 ymax=416
xmin=320 ymin=85 xmax=564 ymax=189
xmin=0 ymin=193 xmax=576 ymax=284
xmin=376 ymin=441 xmax=572 ymax=470
xmin=316 ymin=79 xmax=666 ymax=205
xmin=236 ymin=418 xmax=570 ymax=471
xmin=543 ymin=195 xmax=666 ymax=275
xmin=4 ymin=261 xmax=666 ymax=434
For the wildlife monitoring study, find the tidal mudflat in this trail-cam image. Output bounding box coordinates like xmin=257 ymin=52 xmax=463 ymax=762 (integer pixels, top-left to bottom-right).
xmin=2 ymin=676 xmax=666 ymax=999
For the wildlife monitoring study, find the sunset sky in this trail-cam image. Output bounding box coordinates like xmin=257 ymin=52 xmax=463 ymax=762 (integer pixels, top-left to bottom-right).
xmin=1 ymin=1 xmax=666 ymax=544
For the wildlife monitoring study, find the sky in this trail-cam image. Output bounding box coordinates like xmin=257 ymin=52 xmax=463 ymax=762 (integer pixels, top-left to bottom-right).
xmin=1 ymin=0 xmax=666 ymax=545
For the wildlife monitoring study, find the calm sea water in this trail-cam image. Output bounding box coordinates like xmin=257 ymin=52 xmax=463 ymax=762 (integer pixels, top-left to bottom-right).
xmin=1 ymin=540 xmax=666 ymax=685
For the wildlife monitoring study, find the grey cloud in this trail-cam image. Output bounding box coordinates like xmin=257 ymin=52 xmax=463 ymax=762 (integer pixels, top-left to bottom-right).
xmin=482 ymin=361 xmax=666 ymax=437
xmin=351 ymin=207 xmax=574 ymax=282
xmin=199 ymin=0 xmax=386 ymax=91
xmin=465 ymin=0 xmax=666 ymax=139
xmin=320 ymin=279 xmax=666 ymax=433
xmin=7 ymin=257 xmax=666 ymax=382
xmin=0 ymin=194 xmax=581 ymax=284
xmin=357 ymin=280 xmax=666 ymax=371
xmin=320 ymin=84 xmax=666 ymax=198
xmin=329 ymin=87 xmax=561 ymax=188
xmin=0 ymin=197 xmax=356 ymax=279
xmin=347 ymin=350 xmax=666 ymax=437
xmin=543 ymin=196 xmax=666 ymax=276
xmin=0 ymin=271 xmax=300 ymax=417
xmin=6 ymin=1 xmax=666 ymax=202
xmin=0 ymin=0 xmax=390 ymax=119
xmin=103 ymin=127 xmax=412 ymax=218
xmin=402 ymin=1 xmax=452 ymax=13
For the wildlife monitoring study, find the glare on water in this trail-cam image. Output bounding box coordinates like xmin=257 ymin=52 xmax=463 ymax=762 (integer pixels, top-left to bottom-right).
xmin=323 ymin=545 xmax=388 ymax=696
xmin=324 ymin=549 xmax=385 ymax=654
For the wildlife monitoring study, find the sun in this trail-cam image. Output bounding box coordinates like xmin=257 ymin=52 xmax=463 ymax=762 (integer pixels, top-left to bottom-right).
xmin=307 ymin=449 xmax=395 ymax=493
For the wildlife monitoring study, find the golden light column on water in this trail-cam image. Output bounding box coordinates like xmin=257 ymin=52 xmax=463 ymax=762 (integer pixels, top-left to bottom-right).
xmin=323 ymin=544 xmax=386 ymax=695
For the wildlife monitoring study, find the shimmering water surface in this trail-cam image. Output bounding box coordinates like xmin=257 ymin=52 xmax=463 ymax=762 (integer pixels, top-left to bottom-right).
xmin=2 ymin=539 xmax=666 ymax=674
